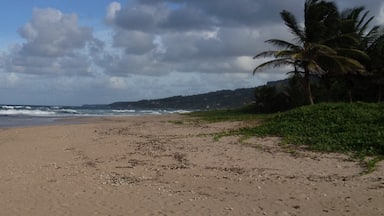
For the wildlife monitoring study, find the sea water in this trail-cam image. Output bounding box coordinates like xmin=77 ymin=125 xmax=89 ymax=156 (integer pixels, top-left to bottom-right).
xmin=0 ymin=105 xmax=191 ymax=128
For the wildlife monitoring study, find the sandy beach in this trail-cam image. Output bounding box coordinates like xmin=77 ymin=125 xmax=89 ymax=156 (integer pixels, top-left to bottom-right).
xmin=0 ymin=114 xmax=383 ymax=216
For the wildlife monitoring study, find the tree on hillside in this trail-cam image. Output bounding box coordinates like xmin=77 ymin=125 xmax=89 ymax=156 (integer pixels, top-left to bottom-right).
xmin=253 ymin=0 xmax=366 ymax=105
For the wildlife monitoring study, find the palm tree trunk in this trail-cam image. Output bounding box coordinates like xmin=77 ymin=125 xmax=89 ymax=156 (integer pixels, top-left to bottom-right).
xmin=348 ymin=89 xmax=353 ymax=103
xmin=346 ymin=74 xmax=353 ymax=103
xmin=304 ymin=68 xmax=314 ymax=105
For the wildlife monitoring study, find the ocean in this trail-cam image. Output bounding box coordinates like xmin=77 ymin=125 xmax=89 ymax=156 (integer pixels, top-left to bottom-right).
xmin=0 ymin=105 xmax=191 ymax=128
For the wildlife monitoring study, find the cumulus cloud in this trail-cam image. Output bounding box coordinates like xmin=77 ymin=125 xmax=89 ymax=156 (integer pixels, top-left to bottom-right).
xmin=102 ymin=0 xmax=384 ymax=79
xmin=113 ymin=30 xmax=156 ymax=54
xmin=111 ymin=1 xmax=168 ymax=31
xmin=18 ymin=8 xmax=92 ymax=57
xmin=1 ymin=8 xmax=102 ymax=76
xmin=101 ymin=0 xmax=293 ymax=78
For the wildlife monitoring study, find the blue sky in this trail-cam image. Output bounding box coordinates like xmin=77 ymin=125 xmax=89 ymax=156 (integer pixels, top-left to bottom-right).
xmin=0 ymin=0 xmax=383 ymax=105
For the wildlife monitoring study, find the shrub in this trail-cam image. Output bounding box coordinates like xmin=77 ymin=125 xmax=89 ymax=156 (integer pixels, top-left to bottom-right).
xmin=253 ymin=102 xmax=384 ymax=155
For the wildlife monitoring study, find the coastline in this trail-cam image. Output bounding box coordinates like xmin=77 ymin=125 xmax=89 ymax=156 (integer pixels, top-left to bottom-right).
xmin=0 ymin=114 xmax=383 ymax=215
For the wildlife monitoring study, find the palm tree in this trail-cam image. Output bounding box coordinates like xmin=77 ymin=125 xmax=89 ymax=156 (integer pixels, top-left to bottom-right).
xmin=341 ymin=8 xmax=384 ymax=102
xmin=366 ymin=33 xmax=384 ymax=102
xmin=326 ymin=7 xmax=378 ymax=102
xmin=253 ymin=0 xmax=366 ymax=105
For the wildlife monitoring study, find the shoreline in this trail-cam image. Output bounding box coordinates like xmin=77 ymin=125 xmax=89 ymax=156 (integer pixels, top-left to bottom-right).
xmin=0 ymin=114 xmax=383 ymax=215
xmin=0 ymin=114 xmax=165 ymax=128
xmin=0 ymin=115 xmax=88 ymax=129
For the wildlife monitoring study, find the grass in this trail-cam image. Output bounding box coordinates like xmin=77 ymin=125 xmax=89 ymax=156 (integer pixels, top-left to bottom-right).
xmin=185 ymin=104 xmax=271 ymax=122
xmin=361 ymin=156 xmax=384 ymax=174
xmin=189 ymin=102 xmax=384 ymax=173
xmin=251 ymin=102 xmax=384 ymax=155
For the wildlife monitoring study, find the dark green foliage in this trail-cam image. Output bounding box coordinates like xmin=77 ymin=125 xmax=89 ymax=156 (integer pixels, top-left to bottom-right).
xmin=250 ymin=103 xmax=384 ymax=155
xmin=252 ymin=73 xmax=381 ymax=112
xmin=285 ymin=75 xmax=309 ymax=107
xmin=253 ymin=85 xmax=291 ymax=113
xmin=186 ymin=104 xmax=269 ymax=122
xmin=253 ymin=0 xmax=383 ymax=106
xmin=311 ymin=74 xmax=377 ymax=103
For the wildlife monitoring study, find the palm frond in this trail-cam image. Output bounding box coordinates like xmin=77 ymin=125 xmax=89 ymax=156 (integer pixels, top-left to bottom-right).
xmin=341 ymin=7 xmax=365 ymax=20
xmin=368 ymin=34 xmax=384 ymax=52
xmin=304 ymin=0 xmax=338 ymax=42
xmin=253 ymin=58 xmax=293 ymax=74
xmin=338 ymin=33 xmax=360 ymax=46
xmin=306 ymin=60 xmax=326 ymax=74
xmin=316 ymin=55 xmax=346 ymax=74
xmin=335 ymin=48 xmax=370 ymax=61
xmin=275 ymin=50 xmax=299 ymax=58
xmin=357 ymin=12 xmax=374 ymax=36
xmin=253 ymin=51 xmax=278 ymax=59
xmin=314 ymin=44 xmax=338 ymax=55
xmin=265 ymin=39 xmax=301 ymax=50
xmin=318 ymin=54 xmax=366 ymax=74
xmin=363 ymin=26 xmax=382 ymax=46
xmin=280 ymin=10 xmax=305 ymax=42
xmin=332 ymin=56 xmax=366 ymax=73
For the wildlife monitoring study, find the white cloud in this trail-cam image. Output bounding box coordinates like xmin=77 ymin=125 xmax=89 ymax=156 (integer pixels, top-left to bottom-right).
xmin=234 ymin=56 xmax=255 ymax=71
xmin=377 ymin=3 xmax=384 ymax=24
xmin=106 ymin=2 xmax=121 ymax=23
xmin=109 ymin=76 xmax=127 ymax=89
xmin=6 ymin=73 xmax=19 ymax=85
xmin=1 ymin=8 xmax=100 ymax=76
xmin=18 ymin=8 xmax=92 ymax=57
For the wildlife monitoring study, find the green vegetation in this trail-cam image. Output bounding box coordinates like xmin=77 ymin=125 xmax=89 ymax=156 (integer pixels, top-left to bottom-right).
xmin=191 ymin=103 xmax=384 ymax=156
xmin=185 ymin=104 xmax=270 ymax=122
xmin=361 ymin=156 xmax=384 ymax=174
xmin=190 ymin=103 xmax=384 ymax=173
xmin=190 ymin=103 xmax=384 ymax=155
xmin=247 ymin=103 xmax=384 ymax=155
xmin=253 ymin=0 xmax=384 ymax=108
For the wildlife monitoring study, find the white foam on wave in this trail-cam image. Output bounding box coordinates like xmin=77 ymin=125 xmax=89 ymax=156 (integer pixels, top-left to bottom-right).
xmin=0 ymin=104 xmax=193 ymax=117
xmin=59 ymin=109 xmax=79 ymax=114
xmin=0 ymin=109 xmax=56 ymax=116
xmin=1 ymin=105 xmax=33 ymax=110
xmin=168 ymin=110 xmax=192 ymax=114
xmin=112 ymin=109 xmax=136 ymax=113
xmin=1 ymin=105 xmax=16 ymax=109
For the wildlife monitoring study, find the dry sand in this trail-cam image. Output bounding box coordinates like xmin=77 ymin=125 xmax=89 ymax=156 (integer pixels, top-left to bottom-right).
xmin=0 ymin=114 xmax=383 ymax=216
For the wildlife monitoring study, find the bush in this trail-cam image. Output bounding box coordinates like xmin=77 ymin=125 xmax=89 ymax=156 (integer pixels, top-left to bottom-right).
xmin=252 ymin=102 xmax=384 ymax=155
xmin=253 ymin=85 xmax=291 ymax=113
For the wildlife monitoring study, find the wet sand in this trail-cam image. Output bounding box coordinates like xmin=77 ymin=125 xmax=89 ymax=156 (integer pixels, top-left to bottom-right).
xmin=0 ymin=114 xmax=383 ymax=215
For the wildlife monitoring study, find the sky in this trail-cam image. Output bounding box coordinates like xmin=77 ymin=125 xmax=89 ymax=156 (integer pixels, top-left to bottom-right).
xmin=0 ymin=0 xmax=383 ymax=105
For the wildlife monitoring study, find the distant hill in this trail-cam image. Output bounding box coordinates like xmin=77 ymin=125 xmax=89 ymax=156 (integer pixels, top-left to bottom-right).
xmin=109 ymin=88 xmax=255 ymax=110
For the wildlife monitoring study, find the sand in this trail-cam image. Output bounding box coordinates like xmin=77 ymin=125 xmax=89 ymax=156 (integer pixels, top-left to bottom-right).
xmin=0 ymin=114 xmax=383 ymax=216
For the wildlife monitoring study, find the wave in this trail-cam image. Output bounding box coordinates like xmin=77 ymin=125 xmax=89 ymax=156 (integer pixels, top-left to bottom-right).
xmin=0 ymin=109 xmax=56 ymax=116
xmin=0 ymin=105 xmax=65 ymax=117
xmin=1 ymin=105 xmax=31 ymax=110
xmin=0 ymin=105 xmax=193 ymax=117
xmin=112 ymin=109 xmax=136 ymax=113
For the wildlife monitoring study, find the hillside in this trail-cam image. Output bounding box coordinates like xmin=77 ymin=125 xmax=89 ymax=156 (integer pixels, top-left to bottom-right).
xmin=109 ymin=88 xmax=255 ymax=110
